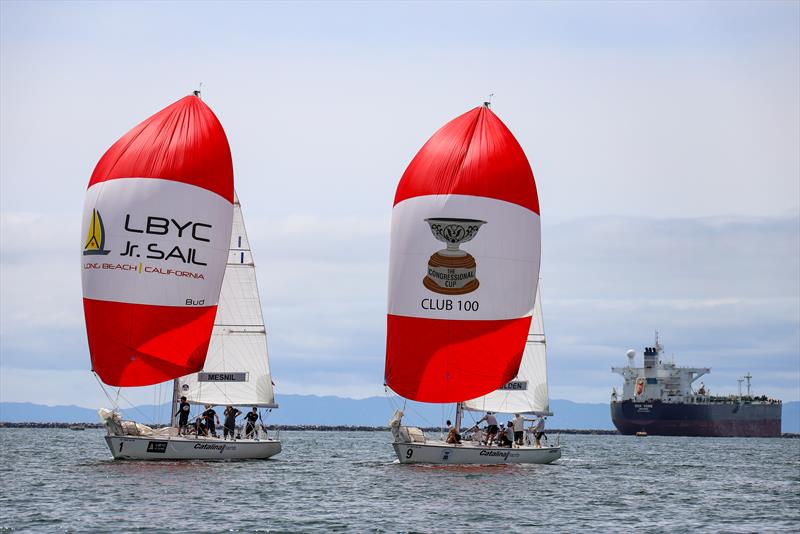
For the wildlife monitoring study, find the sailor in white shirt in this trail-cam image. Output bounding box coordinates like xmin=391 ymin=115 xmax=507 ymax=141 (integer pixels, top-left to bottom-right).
xmin=476 ymin=412 xmax=499 ymax=445
xmin=533 ymin=416 xmax=546 ymax=448
xmin=512 ymin=413 xmax=525 ymax=445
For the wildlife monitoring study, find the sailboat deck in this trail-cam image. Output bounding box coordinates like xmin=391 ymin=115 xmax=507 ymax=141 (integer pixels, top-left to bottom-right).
xmin=104 ymin=433 xmax=282 ymax=460
xmin=393 ymin=439 xmax=561 ymax=464
xmin=404 ymin=438 xmax=553 ymax=449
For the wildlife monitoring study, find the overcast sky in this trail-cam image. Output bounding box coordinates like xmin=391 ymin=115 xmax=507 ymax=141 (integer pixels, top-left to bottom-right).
xmin=1 ymin=1 xmax=798 ymax=409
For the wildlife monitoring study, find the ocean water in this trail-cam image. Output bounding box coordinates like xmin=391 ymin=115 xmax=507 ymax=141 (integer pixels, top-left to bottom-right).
xmin=0 ymin=429 xmax=798 ymax=533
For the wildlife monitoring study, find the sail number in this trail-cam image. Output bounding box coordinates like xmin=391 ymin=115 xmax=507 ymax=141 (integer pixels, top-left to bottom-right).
xmin=420 ymin=299 xmax=479 ymax=312
xmin=406 ymin=449 xmax=413 ymax=459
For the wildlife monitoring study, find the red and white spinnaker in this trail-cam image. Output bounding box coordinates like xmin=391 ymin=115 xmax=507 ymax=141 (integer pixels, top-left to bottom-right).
xmin=385 ymin=105 xmax=541 ymax=403
xmin=81 ymin=95 xmax=234 ymax=387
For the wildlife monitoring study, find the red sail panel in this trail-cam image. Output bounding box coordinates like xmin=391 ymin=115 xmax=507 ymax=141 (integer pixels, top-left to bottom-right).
xmin=394 ymin=106 xmax=539 ymax=213
xmin=386 ymin=315 xmax=532 ymax=402
xmin=83 ymin=300 xmax=217 ymax=386
xmin=81 ymin=95 xmax=234 ymax=387
xmin=90 ymin=95 xmax=233 ymax=202
xmin=386 ymin=106 xmax=540 ymax=403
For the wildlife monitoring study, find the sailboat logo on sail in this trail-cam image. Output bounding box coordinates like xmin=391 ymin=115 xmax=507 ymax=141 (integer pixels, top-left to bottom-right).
xmin=423 ymin=217 xmax=486 ymax=295
xmin=83 ymin=209 xmax=111 ymax=256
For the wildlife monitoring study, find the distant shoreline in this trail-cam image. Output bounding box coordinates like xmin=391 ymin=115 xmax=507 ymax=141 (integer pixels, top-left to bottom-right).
xmin=0 ymin=421 xmax=615 ymax=434
xmin=1 ymin=422 xmax=797 ymax=437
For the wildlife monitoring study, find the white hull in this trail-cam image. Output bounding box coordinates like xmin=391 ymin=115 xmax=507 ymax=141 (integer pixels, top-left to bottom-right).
xmin=105 ymin=435 xmax=281 ymax=461
xmin=393 ymin=440 xmax=561 ymax=465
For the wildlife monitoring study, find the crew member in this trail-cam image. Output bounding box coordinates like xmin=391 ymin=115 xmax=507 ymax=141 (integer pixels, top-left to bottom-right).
xmin=202 ymin=404 xmax=220 ymax=438
xmin=176 ymin=396 xmax=190 ymax=435
xmin=223 ymin=405 xmax=241 ymax=440
xmin=244 ymin=407 xmax=259 ymax=438
xmin=499 ymin=422 xmax=515 ymax=447
xmin=533 ymin=416 xmax=546 ymax=448
xmin=512 ymin=413 xmax=525 ymax=445
xmin=476 ymin=412 xmax=499 ymax=446
xmin=445 ymin=419 xmax=461 ymax=444
xmin=195 ymin=414 xmax=208 ymax=436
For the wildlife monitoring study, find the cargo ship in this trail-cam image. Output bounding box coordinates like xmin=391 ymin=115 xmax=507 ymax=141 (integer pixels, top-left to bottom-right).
xmin=611 ymin=334 xmax=782 ymax=437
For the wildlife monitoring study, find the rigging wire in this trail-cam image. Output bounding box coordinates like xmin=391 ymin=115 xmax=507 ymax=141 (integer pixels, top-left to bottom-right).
xmin=92 ymin=378 xmax=159 ymax=425
xmin=399 ymin=399 xmax=436 ymax=428
xmin=92 ymin=372 xmax=119 ymax=409
xmin=112 ymin=387 xmax=160 ymax=425
xmin=384 ymin=386 xmax=461 ymax=432
xmin=383 ymin=386 xmax=402 ymax=413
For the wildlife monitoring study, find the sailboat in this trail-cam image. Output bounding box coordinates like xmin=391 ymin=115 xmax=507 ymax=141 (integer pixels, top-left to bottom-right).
xmin=385 ymin=102 xmax=561 ymax=464
xmin=82 ymin=93 xmax=280 ymax=460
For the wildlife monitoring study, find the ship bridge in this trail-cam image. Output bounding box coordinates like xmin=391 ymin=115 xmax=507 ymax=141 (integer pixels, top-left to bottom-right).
xmin=612 ymin=340 xmax=709 ymax=403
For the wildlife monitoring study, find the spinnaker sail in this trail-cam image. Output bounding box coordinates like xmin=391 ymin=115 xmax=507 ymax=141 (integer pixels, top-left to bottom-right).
xmin=178 ymin=191 xmax=277 ymax=407
xmin=81 ymin=95 xmax=234 ymax=387
xmin=462 ymin=287 xmax=550 ymax=414
xmin=385 ymin=105 xmax=541 ymax=403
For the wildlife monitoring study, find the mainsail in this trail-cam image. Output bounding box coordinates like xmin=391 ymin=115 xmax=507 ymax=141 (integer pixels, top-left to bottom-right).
xmin=385 ymin=105 xmax=541 ymax=403
xmin=178 ymin=192 xmax=277 ymax=407
xmin=462 ymin=287 xmax=550 ymax=414
xmin=81 ymin=95 xmax=234 ymax=387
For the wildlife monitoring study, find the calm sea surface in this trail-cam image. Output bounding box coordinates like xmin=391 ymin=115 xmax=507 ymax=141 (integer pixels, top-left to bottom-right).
xmin=0 ymin=429 xmax=798 ymax=533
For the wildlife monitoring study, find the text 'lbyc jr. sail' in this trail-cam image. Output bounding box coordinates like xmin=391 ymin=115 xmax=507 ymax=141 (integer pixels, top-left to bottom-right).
xmin=81 ymin=95 xmax=234 ymax=387
xmin=386 ymin=105 xmax=540 ymax=403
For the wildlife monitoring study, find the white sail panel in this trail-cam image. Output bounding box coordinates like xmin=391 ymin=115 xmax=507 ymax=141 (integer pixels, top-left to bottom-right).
xmin=462 ymin=288 xmax=550 ymax=414
xmin=179 ymin=192 xmax=277 ymax=407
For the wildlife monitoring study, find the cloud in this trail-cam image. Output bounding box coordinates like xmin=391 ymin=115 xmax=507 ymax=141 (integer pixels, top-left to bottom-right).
xmin=1 ymin=210 xmax=797 ymax=404
xmin=1 ymin=2 xmax=798 ymax=405
xmin=541 ymin=215 xmax=800 ymax=300
xmin=2 ymin=4 xmax=798 ymax=221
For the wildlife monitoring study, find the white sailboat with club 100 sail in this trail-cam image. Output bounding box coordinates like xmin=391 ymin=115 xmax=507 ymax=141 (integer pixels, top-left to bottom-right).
xmin=385 ymin=102 xmax=561 ymax=465
xmin=82 ymin=93 xmax=280 ymax=460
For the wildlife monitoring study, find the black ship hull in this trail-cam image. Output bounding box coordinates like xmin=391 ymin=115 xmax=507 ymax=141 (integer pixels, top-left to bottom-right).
xmin=611 ymin=400 xmax=782 ymax=437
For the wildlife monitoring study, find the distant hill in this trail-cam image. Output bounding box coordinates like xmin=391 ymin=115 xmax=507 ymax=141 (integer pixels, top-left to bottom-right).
xmin=1 ymin=397 xmax=797 ymax=433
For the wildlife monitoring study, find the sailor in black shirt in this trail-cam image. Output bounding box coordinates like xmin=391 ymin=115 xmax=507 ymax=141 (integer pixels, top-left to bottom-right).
xmin=223 ymin=405 xmax=241 ymax=440
xmin=244 ymin=407 xmax=259 ymax=439
xmin=175 ymin=396 xmax=190 ymax=435
xmin=202 ymin=404 xmax=220 ymax=437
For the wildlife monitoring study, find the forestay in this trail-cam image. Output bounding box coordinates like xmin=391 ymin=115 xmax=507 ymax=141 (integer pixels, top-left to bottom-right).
xmin=463 ymin=287 xmax=550 ymax=415
xmin=178 ymin=192 xmax=277 ymax=407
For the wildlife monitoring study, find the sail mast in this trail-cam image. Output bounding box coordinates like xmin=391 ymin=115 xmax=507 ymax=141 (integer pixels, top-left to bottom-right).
xmin=169 ymin=379 xmax=178 ymax=427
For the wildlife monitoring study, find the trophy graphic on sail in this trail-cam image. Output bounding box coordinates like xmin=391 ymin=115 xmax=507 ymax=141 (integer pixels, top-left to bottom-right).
xmin=385 ymin=102 xmax=560 ymax=464
xmin=422 ymin=217 xmax=486 ymax=295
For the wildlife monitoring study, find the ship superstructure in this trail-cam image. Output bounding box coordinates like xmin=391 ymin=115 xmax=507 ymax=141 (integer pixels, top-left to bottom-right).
xmin=610 ymin=334 xmax=782 ymax=437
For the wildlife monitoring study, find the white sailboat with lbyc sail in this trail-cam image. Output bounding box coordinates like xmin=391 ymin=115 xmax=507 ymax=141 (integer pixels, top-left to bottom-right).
xmin=385 ymin=102 xmax=561 ymax=465
xmin=82 ymin=93 xmax=280 ymax=460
